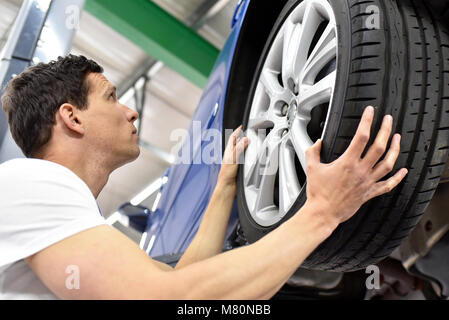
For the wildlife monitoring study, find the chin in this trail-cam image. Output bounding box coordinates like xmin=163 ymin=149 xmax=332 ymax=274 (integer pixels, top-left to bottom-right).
xmin=125 ymin=144 xmax=140 ymax=162
xmin=132 ymin=146 xmax=141 ymax=160
xmin=116 ymin=146 xmax=141 ymax=168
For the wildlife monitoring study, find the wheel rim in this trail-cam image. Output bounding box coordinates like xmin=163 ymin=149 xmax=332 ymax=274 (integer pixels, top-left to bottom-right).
xmin=243 ymin=0 xmax=338 ymax=227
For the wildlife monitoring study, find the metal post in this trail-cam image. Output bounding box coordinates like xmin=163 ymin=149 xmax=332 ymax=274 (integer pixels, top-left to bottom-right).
xmin=0 ymin=0 xmax=85 ymax=163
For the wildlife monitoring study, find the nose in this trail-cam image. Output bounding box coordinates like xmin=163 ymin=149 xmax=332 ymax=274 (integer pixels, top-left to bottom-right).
xmin=123 ymin=103 xmax=139 ymax=123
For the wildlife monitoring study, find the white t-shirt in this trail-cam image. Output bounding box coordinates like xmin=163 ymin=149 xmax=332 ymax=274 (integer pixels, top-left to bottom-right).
xmin=0 ymin=158 xmax=107 ymax=300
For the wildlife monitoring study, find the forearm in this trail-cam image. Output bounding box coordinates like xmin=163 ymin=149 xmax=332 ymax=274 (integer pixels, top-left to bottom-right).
xmin=176 ymin=182 xmax=236 ymax=269
xmin=168 ymin=202 xmax=337 ymax=299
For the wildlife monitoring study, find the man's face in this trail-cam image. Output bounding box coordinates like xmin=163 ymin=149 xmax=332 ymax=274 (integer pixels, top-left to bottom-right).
xmin=79 ymin=73 xmax=140 ymax=167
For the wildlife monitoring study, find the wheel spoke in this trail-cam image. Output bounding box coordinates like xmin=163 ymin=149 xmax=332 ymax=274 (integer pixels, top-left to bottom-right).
xmin=278 ymin=138 xmax=301 ymax=215
xmin=300 ymin=24 xmax=337 ymax=84
xmin=282 ymin=17 xmax=297 ymax=83
xmin=282 ymin=3 xmax=322 ymax=85
xmin=252 ymin=133 xmax=282 ymax=212
xmin=247 ymin=111 xmax=273 ymax=130
xmin=244 ymin=134 xmax=264 ymax=187
xmin=244 ymin=154 xmax=261 ymax=188
xmin=297 ymin=70 xmax=336 ymax=116
xmin=245 ymin=131 xmax=281 ymax=186
xmin=282 ymin=18 xmax=295 ymax=66
xmin=290 ymin=118 xmax=314 ymax=171
xmin=251 ymin=84 xmax=270 ymax=115
xmin=260 ymin=68 xmax=284 ymax=101
xmin=253 ymin=169 xmax=276 ymax=213
xmin=303 ymin=21 xmax=336 ymax=68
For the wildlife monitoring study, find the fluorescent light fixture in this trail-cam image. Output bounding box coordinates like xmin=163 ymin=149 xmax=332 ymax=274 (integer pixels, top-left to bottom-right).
xmin=146 ymin=235 xmax=156 ymax=254
xmin=135 ymin=77 xmax=146 ymax=90
xmin=151 ymin=192 xmax=162 ymax=212
xmin=139 ymin=232 xmax=148 ymax=249
xmin=106 ymin=211 xmax=119 ymax=225
xmin=119 ymin=87 xmax=135 ymax=105
xmin=148 ymin=61 xmax=164 ymax=78
xmin=36 ymin=0 xmax=51 ymax=11
xmin=119 ymin=74 xmax=148 ymax=105
xmin=130 ymin=176 xmax=169 ymax=206
xmin=106 ymin=211 xmax=129 ymax=226
xmin=108 ymin=176 xmax=169 ymax=252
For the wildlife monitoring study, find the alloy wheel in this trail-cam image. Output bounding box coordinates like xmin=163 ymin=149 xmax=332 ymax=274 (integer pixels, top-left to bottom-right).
xmin=243 ymin=0 xmax=338 ymax=227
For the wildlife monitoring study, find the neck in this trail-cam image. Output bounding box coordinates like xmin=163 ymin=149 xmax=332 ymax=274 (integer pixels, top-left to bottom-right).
xmin=42 ymin=151 xmax=111 ymax=199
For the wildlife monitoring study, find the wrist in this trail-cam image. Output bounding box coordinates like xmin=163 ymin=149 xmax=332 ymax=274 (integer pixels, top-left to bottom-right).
xmin=215 ymin=180 xmax=237 ymax=197
xmin=294 ymin=200 xmax=339 ymax=241
xmin=216 ymin=172 xmax=237 ymax=188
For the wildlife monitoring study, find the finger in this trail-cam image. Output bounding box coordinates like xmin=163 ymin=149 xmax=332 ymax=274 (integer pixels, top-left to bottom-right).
xmin=305 ymin=139 xmax=322 ymax=170
xmin=223 ymin=133 xmax=236 ymax=165
xmin=232 ymin=134 xmax=238 ymax=164
xmin=225 ymin=126 xmax=242 ymax=148
xmin=231 ymin=125 xmax=243 ymax=141
xmin=224 ymin=125 xmax=245 ymax=164
xmin=371 ymin=134 xmax=401 ymax=181
xmin=362 ymin=114 xmax=393 ymax=167
xmin=367 ymin=168 xmax=408 ymax=200
xmin=235 ymin=137 xmax=250 ymax=164
xmin=344 ymin=106 xmax=375 ymax=159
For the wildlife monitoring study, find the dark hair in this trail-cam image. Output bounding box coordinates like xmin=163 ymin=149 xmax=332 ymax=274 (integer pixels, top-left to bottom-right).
xmin=1 ymin=54 xmax=103 ymax=157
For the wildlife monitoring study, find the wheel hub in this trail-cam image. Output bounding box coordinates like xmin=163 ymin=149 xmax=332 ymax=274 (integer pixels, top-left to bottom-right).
xmin=287 ymin=100 xmax=298 ymax=128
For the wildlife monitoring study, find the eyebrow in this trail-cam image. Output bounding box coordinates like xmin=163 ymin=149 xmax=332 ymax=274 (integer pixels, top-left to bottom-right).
xmin=103 ymin=85 xmax=117 ymax=98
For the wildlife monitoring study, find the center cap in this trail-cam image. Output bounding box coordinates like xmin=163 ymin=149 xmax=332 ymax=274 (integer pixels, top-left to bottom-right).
xmin=287 ymin=101 xmax=297 ymax=127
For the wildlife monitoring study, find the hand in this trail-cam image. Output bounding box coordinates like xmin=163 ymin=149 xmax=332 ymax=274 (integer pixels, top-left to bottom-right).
xmin=304 ymin=106 xmax=408 ymax=226
xmin=218 ymin=125 xmax=250 ymax=187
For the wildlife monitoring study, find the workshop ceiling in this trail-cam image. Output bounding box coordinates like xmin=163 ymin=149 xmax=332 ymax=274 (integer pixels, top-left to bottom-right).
xmin=153 ymin=0 xmax=238 ymax=49
xmin=0 ymin=0 xmax=21 ymax=53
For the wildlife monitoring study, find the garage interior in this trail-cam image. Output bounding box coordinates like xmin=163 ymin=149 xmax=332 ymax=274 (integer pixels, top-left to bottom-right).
xmin=1 ymin=0 xmax=449 ymax=301
xmin=0 ymin=0 xmax=238 ymax=242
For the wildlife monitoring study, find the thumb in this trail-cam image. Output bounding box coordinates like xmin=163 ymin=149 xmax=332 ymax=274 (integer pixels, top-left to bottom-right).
xmin=306 ymin=139 xmax=322 ymax=167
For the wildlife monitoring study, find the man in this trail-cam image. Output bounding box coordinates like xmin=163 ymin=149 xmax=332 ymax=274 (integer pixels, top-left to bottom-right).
xmin=0 ymin=55 xmax=407 ymax=299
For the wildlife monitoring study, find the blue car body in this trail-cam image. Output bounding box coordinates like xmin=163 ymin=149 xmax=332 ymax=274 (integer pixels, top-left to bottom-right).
xmin=142 ymin=0 xmax=250 ymax=257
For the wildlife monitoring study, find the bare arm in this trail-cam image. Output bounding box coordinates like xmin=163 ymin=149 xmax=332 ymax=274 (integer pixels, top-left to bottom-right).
xmin=25 ymin=106 xmax=407 ymax=300
xmin=176 ymin=127 xmax=248 ymax=268
xmin=25 ymin=202 xmax=333 ymax=300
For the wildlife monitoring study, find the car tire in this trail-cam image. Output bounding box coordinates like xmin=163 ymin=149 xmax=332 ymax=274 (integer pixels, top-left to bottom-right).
xmin=237 ymin=0 xmax=449 ymax=272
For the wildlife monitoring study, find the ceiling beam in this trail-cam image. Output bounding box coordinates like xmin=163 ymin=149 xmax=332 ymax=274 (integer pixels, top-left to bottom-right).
xmin=188 ymin=0 xmax=234 ymax=30
xmin=117 ymin=0 xmax=228 ymax=97
xmin=85 ymin=0 xmax=220 ymax=88
xmin=185 ymin=0 xmax=221 ymax=28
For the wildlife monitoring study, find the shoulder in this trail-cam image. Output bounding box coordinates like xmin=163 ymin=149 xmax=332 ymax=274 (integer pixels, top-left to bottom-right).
xmin=0 ymin=158 xmax=98 ymax=214
xmin=0 ymin=158 xmax=75 ymax=179
xmin=0 ymin=159 xmax=106 ymax=267
xmin=0 ymin=158 xmax=92 ymax=196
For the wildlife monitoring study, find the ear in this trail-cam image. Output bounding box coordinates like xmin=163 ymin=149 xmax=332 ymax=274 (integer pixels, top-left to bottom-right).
xmin=58 ymin=103 xmax=85 ymax=135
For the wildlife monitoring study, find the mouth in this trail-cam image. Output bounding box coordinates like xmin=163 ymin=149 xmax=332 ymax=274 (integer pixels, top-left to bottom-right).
xmin=132 ymin=128 xmax=137 ymax=135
